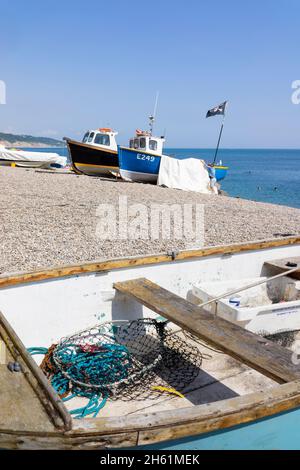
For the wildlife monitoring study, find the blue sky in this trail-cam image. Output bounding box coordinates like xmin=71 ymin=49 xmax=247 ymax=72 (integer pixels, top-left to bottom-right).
xmin=1 ymin=0 xmax=300 ymax=147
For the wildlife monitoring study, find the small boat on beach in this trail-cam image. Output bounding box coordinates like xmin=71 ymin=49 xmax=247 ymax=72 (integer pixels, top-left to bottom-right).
xmin=2 ymin=236 xmax=300 ymax=449
xmin=64 ymin=128 xmax=119 ymax=177
xmin=0 ymin=146 xmax=67 ymax=169
xmin=213 ymin=164 xmax=228 ymax=181
xmin=65 ymin=123 xmax=228 ymax=185
xmin=118 ymin=129 xmax=165 ymax=183
xmin=119 ymin=130 xmax=228 ymax=186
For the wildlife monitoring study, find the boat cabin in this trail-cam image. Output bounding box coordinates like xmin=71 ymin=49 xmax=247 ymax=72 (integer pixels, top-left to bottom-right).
xmin=129 ymin=130 xmax=165 ymax=156
xmin=82 ymin=128 xmax=118 ymax=152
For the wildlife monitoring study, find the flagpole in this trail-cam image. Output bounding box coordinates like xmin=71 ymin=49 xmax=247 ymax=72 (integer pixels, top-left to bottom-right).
xmin=212 ymin=115 xmax=225 ymax=165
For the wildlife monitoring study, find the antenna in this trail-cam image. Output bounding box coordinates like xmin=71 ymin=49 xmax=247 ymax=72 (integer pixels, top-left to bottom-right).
xmin=149 ymin=91 xmax=159 ymax=135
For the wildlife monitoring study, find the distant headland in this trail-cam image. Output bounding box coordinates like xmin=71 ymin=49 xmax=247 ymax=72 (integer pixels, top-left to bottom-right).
xmin=0 ymin=132 xmax=66 ymax=148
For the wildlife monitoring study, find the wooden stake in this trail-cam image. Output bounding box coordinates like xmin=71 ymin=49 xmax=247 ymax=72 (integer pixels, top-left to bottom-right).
xmin=0 ymin=339 xmax=6 ymax=364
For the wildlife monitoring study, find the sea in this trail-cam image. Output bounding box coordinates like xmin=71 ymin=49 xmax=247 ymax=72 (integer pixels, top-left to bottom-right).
xmin=25 ymin=147 xmax=300 ymax=209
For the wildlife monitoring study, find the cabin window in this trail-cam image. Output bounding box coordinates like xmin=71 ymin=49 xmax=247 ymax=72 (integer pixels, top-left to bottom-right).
xmin=87 ymin=132 xmax=95 ymax=143
xmin=82 ymin=132 xmax=89 ymax=143
xmin=149 ymin=140 xmax=157 ymax=151
xmin=134 ymin=139 xmax=139 ymax=149
xmin=94 ymin=134 xmax=110 ymax=146
xmin=129 ymin=139 xmax=134 ymax=148
xmin=139 ymin=137 xmax=146 ymax=149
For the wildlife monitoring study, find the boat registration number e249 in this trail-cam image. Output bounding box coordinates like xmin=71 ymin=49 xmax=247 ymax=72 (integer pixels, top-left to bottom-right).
xmin=137 ymin=153 xmax=155 ymax=162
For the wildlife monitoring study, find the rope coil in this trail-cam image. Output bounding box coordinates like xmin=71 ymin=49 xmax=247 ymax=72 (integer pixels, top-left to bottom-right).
xmin=28 ymin=318 xmax=203 ymax=418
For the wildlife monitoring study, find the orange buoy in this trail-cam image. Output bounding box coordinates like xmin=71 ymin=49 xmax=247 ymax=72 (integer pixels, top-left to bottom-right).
xmin=99 ymin=127 xmax=112 ymax=133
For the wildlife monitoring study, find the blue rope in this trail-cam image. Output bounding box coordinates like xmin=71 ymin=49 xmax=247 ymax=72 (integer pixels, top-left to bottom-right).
xmin=27 ymin=342 xmax=130 ymax=418
xmin=27 ymin=347 xmax=48 ymax=356
xmin=55 ymin=343 xmax=131 ymax=387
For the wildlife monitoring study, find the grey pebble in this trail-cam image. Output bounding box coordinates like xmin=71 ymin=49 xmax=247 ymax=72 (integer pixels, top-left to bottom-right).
xmin=0 ymin=166 xmax=300 ymax=274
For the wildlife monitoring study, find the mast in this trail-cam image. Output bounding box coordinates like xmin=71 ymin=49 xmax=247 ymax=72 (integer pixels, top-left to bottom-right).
xmin=149 ymin=91 xmax=159 ymax=136
xmin=212 ymin=116 xmax=225 ymax=165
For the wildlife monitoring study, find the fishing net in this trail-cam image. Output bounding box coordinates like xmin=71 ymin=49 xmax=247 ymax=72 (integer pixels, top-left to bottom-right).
xmin=259 ymin=329 xmax=300 ymax=348
xmin=30 ymin=319 xmax=203 ymax=417
xmin=51 ymin=319 xmax=166 ymax=396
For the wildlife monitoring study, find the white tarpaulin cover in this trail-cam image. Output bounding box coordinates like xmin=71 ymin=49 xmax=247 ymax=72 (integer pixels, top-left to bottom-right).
xmin=0 ymin=146 xmax=67 ymax=168
xmin=158 ymin=155 xmax=212 ymax=193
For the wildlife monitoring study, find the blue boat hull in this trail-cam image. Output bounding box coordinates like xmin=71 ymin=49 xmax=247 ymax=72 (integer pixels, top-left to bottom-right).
xmin=118 ymin=147 xmax=228 ymax=184
xmin=119 ymin=146 xmax=161 ymax=183
xmin=135 ymin=406 xmax=300 ymax=450
xmin=214 ymin=165 xmax=228 ymax=181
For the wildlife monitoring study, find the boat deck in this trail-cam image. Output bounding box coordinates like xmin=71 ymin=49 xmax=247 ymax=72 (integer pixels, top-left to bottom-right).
xmin=63 ymin=328 xmax=276 ymax=419
xmin=1 ymin=246 xmax=300 ymax=448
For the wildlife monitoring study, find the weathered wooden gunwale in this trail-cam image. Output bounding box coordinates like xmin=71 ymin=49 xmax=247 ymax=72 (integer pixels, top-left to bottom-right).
xmin=1 ymin=236 xmax=300 ymax=289
xmin=73 ymin=379 xmax=300 ymax=445
xmin=2 ymin=379 xmax=300 ymax=449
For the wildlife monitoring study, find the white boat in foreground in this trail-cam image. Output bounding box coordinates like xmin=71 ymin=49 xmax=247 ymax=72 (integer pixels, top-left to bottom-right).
xmin=1 ymin=236 xmax=300 ymax=449
xmin=0 ymin=146 xmax=67 ymax=169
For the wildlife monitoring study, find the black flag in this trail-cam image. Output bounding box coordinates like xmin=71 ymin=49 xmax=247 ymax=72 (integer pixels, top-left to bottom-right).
xmin=206 ymin=101 xmax=227 ymax=118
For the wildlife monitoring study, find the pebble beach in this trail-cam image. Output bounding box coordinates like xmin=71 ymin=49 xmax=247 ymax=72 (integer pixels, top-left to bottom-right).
xmin=1 ymin=165 xmax=300 ymax=275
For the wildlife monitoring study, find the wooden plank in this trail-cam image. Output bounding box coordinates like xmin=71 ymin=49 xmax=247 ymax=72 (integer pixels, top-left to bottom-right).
xmin=264 ymin=257 xmax=300 ymax=280
xmin=0 ymin=236 xmax=300 ymax=288
xmin=0 ymin=339 xmax=6 ymax=364
xmin=0 ymin=430 xmax=138 ymax=450
xmin=114 ymin=278 xmax=300 ymax=383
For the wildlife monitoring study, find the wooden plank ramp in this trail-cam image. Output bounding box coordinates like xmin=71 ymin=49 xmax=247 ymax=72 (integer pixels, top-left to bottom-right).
xmin=114 ymin=278 xmax=300 ymax=384
xmin=264 ymin=257 xmax=300 ymax=280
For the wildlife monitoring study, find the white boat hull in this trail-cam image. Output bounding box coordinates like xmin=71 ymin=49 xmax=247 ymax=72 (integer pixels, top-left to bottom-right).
xmin=120 ymin=169 xmax=158 ymax=183
xmin=0 ymin=159 xmax=60 ymax=169
xmin=0 ymin=148 xmax=67 ymax=169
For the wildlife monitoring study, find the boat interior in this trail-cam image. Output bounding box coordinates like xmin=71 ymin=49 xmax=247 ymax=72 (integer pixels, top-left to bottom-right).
xmin=1 ymin=239 xmax=300 ymax=446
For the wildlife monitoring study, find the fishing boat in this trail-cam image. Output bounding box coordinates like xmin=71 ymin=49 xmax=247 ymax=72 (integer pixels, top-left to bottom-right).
xmin=0 ymin=146 xmax=67 ymax=169
xmin=213 ymin=164 xmax=228 ymax=181
xmin=119 ymin=134 xmax=228 ymax=185
xmin=2 ymin=236 xmax=300 ymax=449
xmin=64 ymin=128 xmax=119 ymax=177
xmin=118 ymin=94 xmax=164 ymax=184
xmin=118 ymin=96 xmax=229 ymax=185
xmin=118 ymin=130 xmax=165 ymax=183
